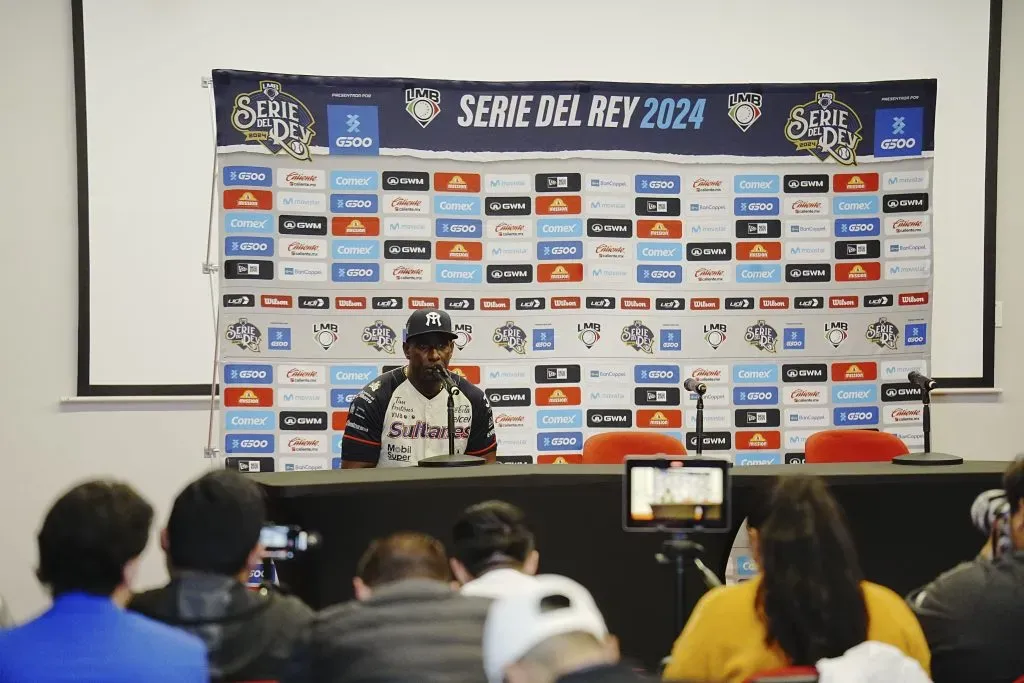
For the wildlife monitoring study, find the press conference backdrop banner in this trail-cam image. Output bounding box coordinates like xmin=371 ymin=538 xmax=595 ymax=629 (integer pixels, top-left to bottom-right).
xmin=211 ymin=70 xmax=935 ymax=472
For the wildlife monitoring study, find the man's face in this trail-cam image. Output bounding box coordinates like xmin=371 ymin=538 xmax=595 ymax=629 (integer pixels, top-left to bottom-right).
xmin=404 ymin=332 xmax=455 ymax=383
xmin=1011 ymin=501 xmax=1024 ymax=552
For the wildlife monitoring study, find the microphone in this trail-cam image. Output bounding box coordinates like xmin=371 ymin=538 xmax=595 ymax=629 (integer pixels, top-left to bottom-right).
xmin=683 ymin=378 xmax=707 ymax=394
xmin=971 ymin=489 xmax=1008 ymax=536
xmin=908 ymin=371 xmax=937 ymax=391
xmin=433 ymin=366 xmax=460 ymax=394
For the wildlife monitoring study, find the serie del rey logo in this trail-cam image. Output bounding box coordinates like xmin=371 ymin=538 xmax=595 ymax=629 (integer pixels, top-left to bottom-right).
xmin=745 ymin=320 xmax=779 ymax=353
xmin=866 ymin=317 xmax=899 ymax=350
xmin=493 ymin=321 xmax=528 ymax=355
xmin=230 ymin=80 xmax=316 ymax=161
xmin=225 ymin=318 xmax=262 ymax=352
xmin=621 ymin=320 xmax=655 ymax=354
xmin=362 ymin=320 xmax=397 ymax=353
xmin=784 ymin=90 xmax=863 ymax=166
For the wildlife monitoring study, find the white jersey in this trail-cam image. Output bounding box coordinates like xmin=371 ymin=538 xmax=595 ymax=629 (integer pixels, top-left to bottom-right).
xmin=342 ymin=367 xmax=496 ymax=467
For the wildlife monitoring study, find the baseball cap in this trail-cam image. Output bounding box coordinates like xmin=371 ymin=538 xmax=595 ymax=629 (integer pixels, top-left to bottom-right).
xmin=404 ymin=308 xmax=457 ymax=341
xmin=482 ymin=574 xmax=608 ymax=683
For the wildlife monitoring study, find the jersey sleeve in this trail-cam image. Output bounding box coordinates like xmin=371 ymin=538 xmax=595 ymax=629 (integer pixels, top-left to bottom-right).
xmin=341 ymin=386 xmax=385 ymax=464
xmin=465 ymin=388 xmax=497 ymax=456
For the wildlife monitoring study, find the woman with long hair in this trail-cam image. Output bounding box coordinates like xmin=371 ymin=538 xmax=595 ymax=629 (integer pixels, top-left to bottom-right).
xmin=662 ymin=474 xmax=930 ymax=682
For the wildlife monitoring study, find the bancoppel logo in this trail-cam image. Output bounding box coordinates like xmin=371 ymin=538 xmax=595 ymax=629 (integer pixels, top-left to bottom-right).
xmin=486 ymin=264 xmax=533 ymax=284
xmin=585 ymin=174 xmax=630 ymax=193
xmin=835 ymin=240 xmax=881 ymax=260
xmin=885 ymin=215 xmax=931 ymax=236
xmin=783 ymin=386 xmax=826 ymax=405
xmin=686 ymin=200 xmax=730 ymax=217
xmin=886 ymin=260 xmax=931 ymax=280
xmin=384 ymin=240 xmax=431 ymax=260
xmin=786 ymin=242 xmax=829 ymax=261
xmin=786 ymin=220 xmax=830 ymax=238
xmin=329 ymin=171 xmax=376 ymax=191
xmin=535 ymin=173 xmax=582 ymax=193
xmin=784 ymin=408 xmax=829 ymax=428
xmin=687 ymin=242 xmax=733 ymax=261
xmin=886 ymin=238 xmax=931 ymax=259
xmin=735 ymin=409 xmax=782 ymax=428
xmin=883 ymin=170 xmax=930 ymax=191
xmin=535 ymin=364 xmax=582 ymax=384
xmin=489 ymin=243 xmax=533 ymax=261
xmin=636 ymin=197 xmax=682 ymax=217
xmin=224 ymin=260 xmax=274 ymax=280
xmin=587 ymin=409 xmax=633 ymax=428
xmin=735 ymin=264 xmax=782 ymax=284
xmin=586 ymin=218 xmax=633 ymax=238
xmin=487 ymin=219 xmax=533 ymax=239
xmin=883 ymin=193 xmax=929 ymax=213
xmin=727 ymin=92 xmax=762 ymax=132
xmin=485 ymin=174 xmax=531 ymax=193
xmin=783 ymin=174 xmax=829 ymax=193
xmin=485 ymin=196 xmax=531 ymax=216
xmin=782 ymin=363 xmax=827 ymax=383
xmin=586 ymin=197 xmax=632 ymax=215
xmin=885 ymin=428 xmax=925 ymax=450
xmin=784 ymin=89 xmax=863 ymax=165
xmin=785 ymin=264 xmax=831 ymax=283
xmin=586 ymin=366 xmax=629 ymax=386
xmin=885 ymin=405 xmax=923 ymax=424
xmin=785 ymin=198 xmax=827 ymax=216
xmin=736 ymin=219 xmax=782 ymax=239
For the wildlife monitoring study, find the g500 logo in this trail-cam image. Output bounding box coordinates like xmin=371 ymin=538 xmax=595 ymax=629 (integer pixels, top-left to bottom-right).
xmin=784 ymin=90 xmax=863 ymax=166
xmin=231 ymin=80 xmax=316 ymax=161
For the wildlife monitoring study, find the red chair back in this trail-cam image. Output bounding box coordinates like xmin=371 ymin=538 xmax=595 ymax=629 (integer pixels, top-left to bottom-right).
xmin=804 ymin=429 xmax=909 ymax=464
xmin=581 ymin=431 xmax=686 ymax=464
xmin=745 ymin=666 xmax=818 ymax=683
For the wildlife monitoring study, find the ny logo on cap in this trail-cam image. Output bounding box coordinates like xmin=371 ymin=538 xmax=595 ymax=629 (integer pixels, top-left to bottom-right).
xmin=425 ymin=312 xmax=442 ymax=327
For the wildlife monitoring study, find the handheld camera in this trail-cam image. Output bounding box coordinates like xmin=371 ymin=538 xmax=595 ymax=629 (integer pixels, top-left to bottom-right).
xmin=260 ymin=524 xmax=320 ymax=560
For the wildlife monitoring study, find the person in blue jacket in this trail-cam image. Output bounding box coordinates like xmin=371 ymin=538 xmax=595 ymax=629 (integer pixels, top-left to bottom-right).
xmin=0 ymin=479 xmax=208 ymax=683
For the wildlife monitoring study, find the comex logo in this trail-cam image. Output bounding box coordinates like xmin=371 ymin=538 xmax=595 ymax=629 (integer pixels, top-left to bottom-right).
xmin=230 ymin=80 xmax=315 ymax=161
xmin=405 ymin=88 xmax=441 ymax=128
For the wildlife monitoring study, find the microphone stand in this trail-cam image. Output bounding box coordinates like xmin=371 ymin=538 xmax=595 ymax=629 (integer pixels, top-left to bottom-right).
xmin=892 ymin=375 xmax=963 ymax=466
xmin=418 ymin=370 xmax=486 ymax=468
xmin=695 ymin=391 xmax=705 ymax=456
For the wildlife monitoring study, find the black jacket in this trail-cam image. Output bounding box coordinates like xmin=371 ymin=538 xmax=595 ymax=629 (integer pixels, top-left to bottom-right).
xmin=908 ymin=551 xmax=1024 ymax=683
xmin=129 ymin=571 xmax=314 ymax=683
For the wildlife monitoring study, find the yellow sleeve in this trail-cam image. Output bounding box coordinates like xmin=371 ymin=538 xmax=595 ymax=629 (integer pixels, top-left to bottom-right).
xmin=899 ymin=602 xmax=932 ymax=677
xmin=662 ymin=590 xmax=718 ymax=682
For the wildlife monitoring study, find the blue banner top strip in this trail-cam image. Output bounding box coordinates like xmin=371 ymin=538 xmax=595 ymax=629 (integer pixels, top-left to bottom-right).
xmin=211 ymin=69 xmax=936 ymax=164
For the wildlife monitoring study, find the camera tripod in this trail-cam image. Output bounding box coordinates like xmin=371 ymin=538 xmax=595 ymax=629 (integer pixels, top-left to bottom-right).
xmin=655 ymin=533 xmax=722 ymax=637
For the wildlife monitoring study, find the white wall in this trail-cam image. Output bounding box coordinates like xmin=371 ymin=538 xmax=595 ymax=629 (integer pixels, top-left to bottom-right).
xmin=0 ymin=0 xmax=1018 ymax=622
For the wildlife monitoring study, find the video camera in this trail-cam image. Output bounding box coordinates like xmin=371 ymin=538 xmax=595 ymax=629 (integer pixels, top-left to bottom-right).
xmin=622 ymin=456 xmax=732 ymax=533
xmin=260 ymin=524 xmax=320 ymax=561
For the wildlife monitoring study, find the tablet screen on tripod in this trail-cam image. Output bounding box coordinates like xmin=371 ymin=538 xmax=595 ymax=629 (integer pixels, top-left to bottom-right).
xmin=623 ymin=457 xmax=731 ymax=532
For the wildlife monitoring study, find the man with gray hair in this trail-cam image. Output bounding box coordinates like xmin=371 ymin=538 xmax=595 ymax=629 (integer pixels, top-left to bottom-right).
xmin=483 ymin=574 xmax=650 ymax=682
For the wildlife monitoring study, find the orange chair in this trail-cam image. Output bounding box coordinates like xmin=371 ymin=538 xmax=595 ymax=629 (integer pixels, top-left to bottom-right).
xmin=581 ymin=431 xmax=686 ymax=465
xmin=804 ymin=429 xmax=909 ymax=464
xmin=745 ymin=666 xmax=818 ymax=683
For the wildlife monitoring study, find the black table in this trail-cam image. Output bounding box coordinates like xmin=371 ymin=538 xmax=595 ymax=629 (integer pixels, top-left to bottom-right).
xmin=252 ymin=461 xmax=1005 ymax=671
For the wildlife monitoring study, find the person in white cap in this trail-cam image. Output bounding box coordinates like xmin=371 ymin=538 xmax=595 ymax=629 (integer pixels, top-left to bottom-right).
xmin=483 ymin=574 xmax=651 ymax=683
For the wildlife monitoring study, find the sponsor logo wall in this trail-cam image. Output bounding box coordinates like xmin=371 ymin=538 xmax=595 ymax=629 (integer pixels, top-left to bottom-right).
xmin=214 ymin=72 xmax=934 ymax=470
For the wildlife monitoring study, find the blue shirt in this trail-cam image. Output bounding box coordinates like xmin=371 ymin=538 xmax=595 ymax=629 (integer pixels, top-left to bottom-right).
xmin=0 ymin=592 xmax=208 ymax=683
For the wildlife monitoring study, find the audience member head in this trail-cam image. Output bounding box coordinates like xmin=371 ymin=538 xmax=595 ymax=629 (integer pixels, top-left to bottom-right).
xmin=36 ymin=480 xmax=153 ymax=603
xmin=354 ymin=531 xmax=450 ymax=600
xmin=756 ymin=474 xmax=867 ymax=666
xmin=743 ymin=476 xmax=778 ymax=566
xmin=163 ymin=469 xmax=267 ymax=580
xmin=451 ymin=500 xmax=538 ymax=584
xmin=1002 ymin=455 xmax=1024 ymax=551
xmin=483 ymin=575 xmax=618 ymax=683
